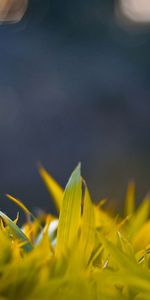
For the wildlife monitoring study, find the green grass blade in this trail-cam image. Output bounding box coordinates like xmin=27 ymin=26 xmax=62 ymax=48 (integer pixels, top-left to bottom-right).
xmin=0 ymin=211 xmax=33 ymax=252
xmin=55 ymin=164 xmax=82 ymax=257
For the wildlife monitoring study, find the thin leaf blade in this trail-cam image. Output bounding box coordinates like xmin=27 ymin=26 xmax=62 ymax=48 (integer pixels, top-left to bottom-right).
xmin=55 ymin=164 xmax=82 ymax=257
xmin=38 ymin=164 xmax=63 ymax=211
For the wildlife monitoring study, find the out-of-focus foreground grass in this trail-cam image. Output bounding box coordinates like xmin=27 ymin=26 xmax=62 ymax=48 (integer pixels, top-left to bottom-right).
xmin=0 ymin=164 xmax=150 ymax=300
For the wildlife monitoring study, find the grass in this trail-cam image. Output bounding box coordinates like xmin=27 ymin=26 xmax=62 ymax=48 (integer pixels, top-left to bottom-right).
xmin=0 ymin=164 xmax=150 ymax=300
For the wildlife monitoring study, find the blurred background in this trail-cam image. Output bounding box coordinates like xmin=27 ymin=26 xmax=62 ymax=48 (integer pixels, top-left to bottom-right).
xmin=0 ymin=0 xmax=150 ymax=218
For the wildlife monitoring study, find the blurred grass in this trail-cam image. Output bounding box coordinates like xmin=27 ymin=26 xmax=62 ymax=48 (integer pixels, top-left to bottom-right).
xmin=0 ymin=164 xmax=149 ymax=299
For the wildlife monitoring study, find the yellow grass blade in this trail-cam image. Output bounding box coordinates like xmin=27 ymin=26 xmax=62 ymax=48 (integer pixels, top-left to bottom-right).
xmin=129 ymin=196 xmax=150 ymax=238
xmin=94 ymin=204 xmax=113 ymax=229
xmin=78 ymin=183 xmax=95 ymax=267
xmin=133 ymin=221 xmax=150 ymax=251
xmin=55 ymin=164 xmax=82 ymax=257
xmin=5 ymin=194 xmax=38 ymax=225
xmin=38 ymin=164 xmax=63 ymax=211
xmin=6 ymin=194 xmax=31 ymax=216
xmin=125 ymin=181 xmax=135 ymax=217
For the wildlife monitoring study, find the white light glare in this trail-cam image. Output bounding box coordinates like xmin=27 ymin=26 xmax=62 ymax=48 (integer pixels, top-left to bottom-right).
xmin=118 ymin=0 xmax=150 ymax=23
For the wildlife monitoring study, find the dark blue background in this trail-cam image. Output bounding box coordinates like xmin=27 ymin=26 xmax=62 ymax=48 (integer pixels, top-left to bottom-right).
xmin=0 ymin=0 xmax=150 ymax=218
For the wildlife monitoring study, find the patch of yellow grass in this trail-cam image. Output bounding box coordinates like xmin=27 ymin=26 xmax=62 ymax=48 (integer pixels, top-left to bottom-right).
xmin=0 ymin=164 xmax=150 ymax=300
